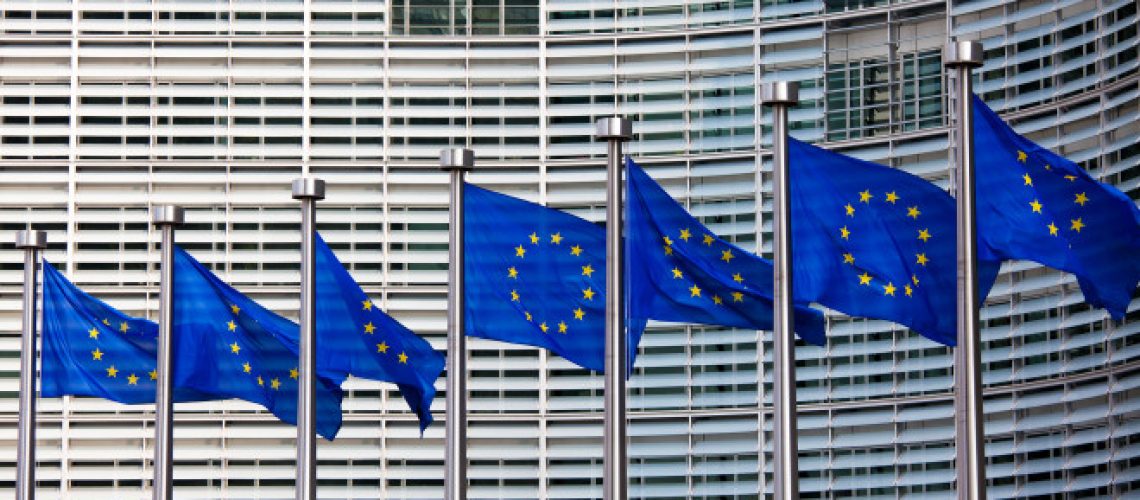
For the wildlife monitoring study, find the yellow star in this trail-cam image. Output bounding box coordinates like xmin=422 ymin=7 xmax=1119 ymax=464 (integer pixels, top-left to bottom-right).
xmin=885 ymin=191 xmax=899 ymax=204
xmin=119 ymin=322 xmax=129 ymax=333
xmin=712 ymin=295 xmax=723 ymax=305
xmin=515 ymin=245 xmax=526 ymax=258
xmin=558 ymin=321 xmax=568 ymax=334
xmin=227 ymin=320 xmax=236 ymax=332
xmin=689 ymin=284 xmax=701 ymax=297
xmin=128 ymin=373 xmax=139 ymax=385
xmin=663 ymin=235 xmax=673 ymax=246
xmin=907 ymin=206 xmax=920 ymax=219
xmin=377 ymin=342 xmax=389 ymax=354
xmin=271 ymin=377 xmax=281 ymax=390
xmin=732 ymin=273 xmax=744 ymax=283
xmin=1023 ymin=173 xmax=1033 ymax=186
xmin=672 ymin=268 xmax=683 ymax=279
xmin=663 ymin=244 xmax=673 ymax=255
xmin=106 ymin=366 xmax=118 ymax=378
xmin=858 ymin=189 xmax=873 ymax=203
xmin=551 ymin=232 xmax=563 ymax=245
xmin=364 ymin=322 xmax=376 ymax=334
xmin=904 ymin=284 xmax=913 ymax=297
xmin=731 ymin=291 xmax=744 ymax=303
xmin=524 ymin=311 xmax=533 ymax=322
xmin=845 ymin=204 xmax=855 ymax=217
xmin=703 ymin=234 xmax=715 ymax=246
xmin=290 ymin=367 xmax=299 ymax=379
xmin=1044 ymin=164 xmax=1052 ymax=171
xmin=257 ymin=376 xmax=264 ymax=386
xmin=230 ymin=342 xmax=241 ymax=354
xmin=149 ymin=370 xmax=158 ymax=380
xmin=679 ymin=228 xmax=692 ymax=241
xmin=1029 ymin=199 xmax=1042 ymax=213
xmin=91 ymin=348 xmax=104 ymax=361
xmin=1074 ymin=192 xmax=1088 ymax=206
xmin=883 ymin=282 xmax=896 ymax=296
xmin=243 ymin=362 xmax=251 ymax=373
xmin=398 ymin=352 xmax=409 ymax=364
xmin=840 ymin=226 xmax=851 ymax=240
xmin=1070 ymin=217 xmax=1084 ymax=233
xmin=912 ymin=274 xmax=920 ymax=286
xmin=508 ymin=267 xmax=518 ymax=279
xmin=842 ymin=253 xmax=855 ymax=265
xmin=1064 ymin=175 xmax=1077 ymax=182
xmin=230 ymin=304 xmax=241 ymax=315
xmin=362 ymin=300 xmax=373 ymax=311
xmin=1017 ymin=150 xmax=1027 ymax=163
xmin=102 ymin=318 xmax=110 ymax=326
xmin=858 ymin=272 xmax=872 ymax=286
xmin=583 ymin=287 xmax=595 ymax=300
xmin=573 ymin=308 xmax=585 ymax=320
xmin=1048 ymin=221 xmax=1059 ymax=236
xmin=529 ymin=232 xmax=540 ymax=244
xmin=89 ymin=327 xmax=100 ymax=339
xmin=510 ymin=290 xmax=520 ymax=302
xmin=540 ymin=322 xmax=549 ymax=333
xmin=721 ymin=249 xmax=734 ymax=263
xmin=570 ymin=245 xmax=583 ymax=256
xmin=916 ymin=253 xmax=929 ymax=266
xmin=581 ymin=264 xmax=594 ymax=277
xmin=917 ymin=229 xmax=931 ymax=242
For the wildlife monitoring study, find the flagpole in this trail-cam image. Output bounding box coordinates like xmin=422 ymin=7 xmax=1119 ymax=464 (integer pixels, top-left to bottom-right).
xmin=595 ymin=116 xmax=632 ymax=500
xmin=15 ymin=229 xmax=46 ymax=500
xmin=151 ymin=205 xmax=184 ymax=500
xmin=944 ymin=40 xmax=987 ymax=500
xmin=292 ymin=177 xmax=325 ymax=500
xmin=441 ymin=147 xmax=474 ymax=500
xmin=760 ymin=81 xmax=800 ymax=500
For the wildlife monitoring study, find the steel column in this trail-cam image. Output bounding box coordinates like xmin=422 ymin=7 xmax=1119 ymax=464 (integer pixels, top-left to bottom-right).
xmin=292 ymin=177 xmax=325 ymax=500
xmin=151 ymin=205 xmax=184 ymax=500
xmin=441 ymin=147 xmax=474 ymax=500
xmin=15 ymin=230 xmax=47 ymax=500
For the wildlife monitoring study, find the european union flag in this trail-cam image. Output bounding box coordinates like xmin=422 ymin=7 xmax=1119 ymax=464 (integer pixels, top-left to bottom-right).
xmin=172 ymin=247 xmax=344 ymax=440
xmin=40 ymin=260 xmax=211 ymax=404
xmin=464 ymin=184 xmax=609 ymax=372
xmin=625 ymin=158 xmax=827 ymax=346
xmin=973 ymin=94 xmax=1140 ymax=318
xmin=788 ymin=138 xmax=1002 ymax=346
xmin=312 ymin=233 xmax=445 ymax=432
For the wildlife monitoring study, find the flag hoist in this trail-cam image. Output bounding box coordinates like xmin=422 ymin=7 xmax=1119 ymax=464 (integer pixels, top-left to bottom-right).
xmin=293 ymin=177 xmax=325 ymax=500
xmin=442 ymin=147 xmax=474 ymax=500
xmin=761 ymin=82 xmax=801 ymax=500
xmin=15 ymin=229 xmax=46 ymax=500
xmin=151 ymin=205 xmax=184 ymax=500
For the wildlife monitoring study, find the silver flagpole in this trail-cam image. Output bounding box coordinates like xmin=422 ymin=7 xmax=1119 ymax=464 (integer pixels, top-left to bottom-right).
xmin=760 ymin=81 xmax=800 ymax=500
xmin=15 ymin=229 xmax=47 ymax=500
xmin=441 ymin=147 xmax=474 ymax=500
xmin=944 ymin=40 xmax=987 ymax=500
xmin=151 ymin=205 xmax=184 ymax=500
xmin=595 ymin=116 xmax=632 ymax=500
xmin=292 ymin=177 xmax=325 ymax=500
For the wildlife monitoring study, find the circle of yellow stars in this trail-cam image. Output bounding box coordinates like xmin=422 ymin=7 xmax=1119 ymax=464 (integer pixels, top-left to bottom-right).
xmin=662 ymin=227 xmax=746 ymax=306
xmin=88 ymin=317 xmax=154 ymax=387
xmin=361 ymin=299 xmax=410 ymax=364
xmin=1015 ymin=149 xmax=1088 ymax=238
xmin=508 ymin=230 xmax=590 ymax=335
xmin=225 ymin=303 xmax=290 ymax=391
xmin=839 ymin=189 xmax=922 ymax=298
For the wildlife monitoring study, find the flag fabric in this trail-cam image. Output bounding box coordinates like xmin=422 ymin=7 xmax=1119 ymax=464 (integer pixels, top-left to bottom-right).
xmin=787 ymin=137 xmax=1002 ymax=346
xmin=172 ymin=247 xmax=345 ymax=440
xmin=972 ymin=94 xmax=1140 ymax=318
xmin=312 ymin=233 xmax=445 ymax=432
xmin=40 ymin=260 xmax=212 ymax=404
xmin=464 ymin=184 xmax=610 ymax=373
xmin=625 ymin=158 xmax=827 ymax=347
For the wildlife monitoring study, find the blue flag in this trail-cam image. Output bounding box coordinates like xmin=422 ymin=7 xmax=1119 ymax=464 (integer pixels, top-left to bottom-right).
xmin=788 ymin=138 xmax=1002 ymax=346
xmin=40 ymin=260 xmax=212 ymax=404
xmin=464 ymin=184 xmax=610 ymax=372
xmin=625 ymin=158 xmax=827 ymax=347
xmin=312 ymin=233 xmax=445 ymax=432
xmin=172 ymin=247 xmax=344 ymax=440
xmin=973 ymin=95 xmax=1140 ymax=318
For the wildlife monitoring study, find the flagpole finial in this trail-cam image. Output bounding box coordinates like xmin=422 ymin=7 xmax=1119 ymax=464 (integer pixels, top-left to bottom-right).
xmin=440 ymin=148 xmax=475 ymax=171
xmin=14 ymin=230 xmax=46 ymax=249
xmin=760 ymin=81 xmax=799 ymax=106
xmin=944 ymin=40 xmax=984 ymax=68
xmin=150 ymin=205 xmax=185 ymax=226
xmin=292 ymin=177 xmax=326 ymax=200
xmin=595 ymin=116 xmax=632 ymax=141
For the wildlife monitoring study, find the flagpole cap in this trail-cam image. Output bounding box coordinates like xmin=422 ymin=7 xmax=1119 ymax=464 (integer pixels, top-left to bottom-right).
xmin=594 ymin=117 xmax=633 ymax=141
xmin=439 ymin=148 xmax=475 ymax=172
xmin=760 ymin=82 xmax=799 ymax=106
xmin=14 ymin=230 xmax=47 ymax=250
xmin=291 ymin=177 xmax=326 ymax=200
xmin=944 ymin=40 xmax=984 ymax=68
xmin=150 ymin=205 xmax=185 ymax=226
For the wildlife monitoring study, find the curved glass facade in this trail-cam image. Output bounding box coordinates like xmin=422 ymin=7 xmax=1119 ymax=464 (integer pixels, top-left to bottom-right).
xmin=0 ymin=0 xmax=1136 ymax=498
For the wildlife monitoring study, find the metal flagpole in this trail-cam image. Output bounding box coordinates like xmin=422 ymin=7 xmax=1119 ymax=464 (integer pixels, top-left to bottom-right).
xmin=595 ymin=116 xmax=632 ymax=500
xmin=151 ymin=205 xmax=184 ymax=500
xmin=15 ymin=229 xmax=47 ymax=500
xmin=944 ymin=40 xmax=987 ymax=500
xmin=441 ymin=147 xmax=474 ymax=500
xmin=760 ymin=81 xmax=801 ymax=500
xmin=292 ymin=177 xmax=325 ymax=500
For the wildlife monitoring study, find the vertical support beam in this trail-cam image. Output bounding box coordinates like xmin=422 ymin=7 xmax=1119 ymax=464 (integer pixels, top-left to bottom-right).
xmin=151 ymin=205 xmax=185 ymax=500
xmin=944 ymin=40 xmax=987 ymax=500
xmin=292 ymin=177 xmax=325 ymax=500
xmin=15 ymin=230 xmax=47 ymax=500
xmin=441 ymin=147 xmax=474 ymax=500
xmin=760 ymin=81 xmax=800 ymax=500
xmin=595 ymin=116 xmax=632 ymax=500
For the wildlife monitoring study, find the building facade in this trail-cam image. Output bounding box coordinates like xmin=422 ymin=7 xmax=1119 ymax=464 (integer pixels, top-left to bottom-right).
xmin=0 ymin=0 xmax=1137 ymax=498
